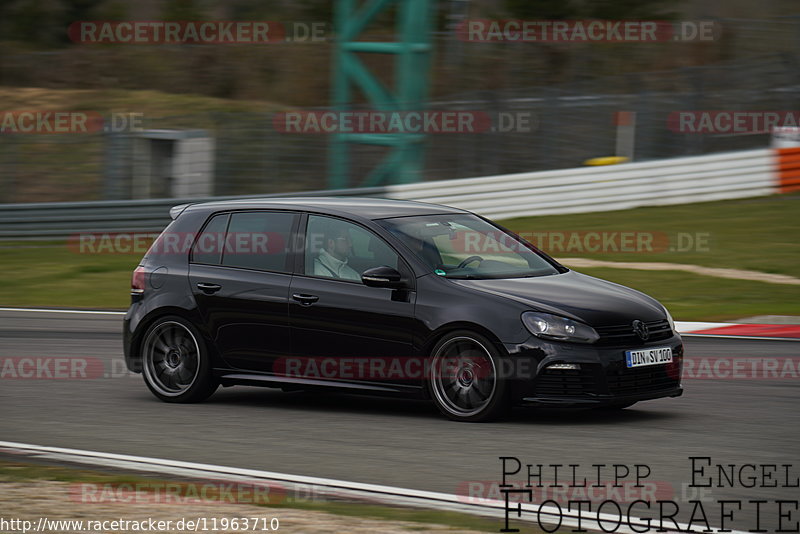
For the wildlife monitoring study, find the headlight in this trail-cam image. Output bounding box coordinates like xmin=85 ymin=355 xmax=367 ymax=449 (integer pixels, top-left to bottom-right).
xmin=663 ymin=307 xmax=676 ymax=332
xmin=522 ymin=312 xmax=599 ymax=344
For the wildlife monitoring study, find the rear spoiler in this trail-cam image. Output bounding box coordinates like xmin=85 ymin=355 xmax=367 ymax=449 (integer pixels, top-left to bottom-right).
xmin=169 ymin=203 xmax=193 ymax=220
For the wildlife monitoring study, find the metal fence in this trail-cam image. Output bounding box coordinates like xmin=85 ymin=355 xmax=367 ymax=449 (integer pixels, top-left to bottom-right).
xmin=0 ymin=147 xmax=783 ymax=240
xmin=0 ymin=186 xmax=386 ymax=240
xmin=1 ymin=18 xmax=799 ymax=203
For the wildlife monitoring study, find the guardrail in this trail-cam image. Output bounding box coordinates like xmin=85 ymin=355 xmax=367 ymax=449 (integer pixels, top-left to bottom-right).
xmin=0 ymin=187 xmax=386 ymax=240
xmin=0 ymin=148 xmax=791 ymax=240
xmin=384 ymin=148 xmax=777 ymax=219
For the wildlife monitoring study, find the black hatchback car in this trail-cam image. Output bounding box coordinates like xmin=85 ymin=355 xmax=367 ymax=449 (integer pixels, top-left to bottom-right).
xmin=123 ymin=197 xmax=683 ymax=422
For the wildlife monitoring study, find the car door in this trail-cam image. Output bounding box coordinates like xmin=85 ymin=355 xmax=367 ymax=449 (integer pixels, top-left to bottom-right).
xmin=189 ymin=210 xmax=298 ymax=373
xmin=286 ymin=214 xmax=418 ymax=388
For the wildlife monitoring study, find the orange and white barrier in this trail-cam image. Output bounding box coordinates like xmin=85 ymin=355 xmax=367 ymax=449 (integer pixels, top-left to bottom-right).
xmin=676 ymin=321 xmax=800 ymax=340
xmin=775 ymin=147 xmax=800 ymax=194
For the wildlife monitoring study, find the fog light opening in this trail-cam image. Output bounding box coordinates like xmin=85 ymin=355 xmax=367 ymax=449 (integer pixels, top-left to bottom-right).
xmin=547 ymin=363 xmax=581 ymax=370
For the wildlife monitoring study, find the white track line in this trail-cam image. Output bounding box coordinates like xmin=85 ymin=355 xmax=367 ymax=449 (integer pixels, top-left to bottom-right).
xmin=681 ymin=333 xmax=800 ymax=341
xmin=0 ymin=441 xmax=749 ymax=534
xmin=0 ymin=307 xmax=125 ymax=315
xmin=674 ymin=321 xmax=730 ymax=331
xmin=675 ymin=321 xmax=800 ymax=341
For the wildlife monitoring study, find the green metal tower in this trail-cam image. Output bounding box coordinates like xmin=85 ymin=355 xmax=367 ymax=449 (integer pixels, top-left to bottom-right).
xmin=329 ymin=0 xmax=434 ymax=188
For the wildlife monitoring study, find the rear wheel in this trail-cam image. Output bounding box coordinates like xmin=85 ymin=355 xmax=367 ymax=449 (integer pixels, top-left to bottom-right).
xmin=141 ymin=315 xmax=217 ymax=403
xmin=428 ymin=331 xmax=509 ymax=422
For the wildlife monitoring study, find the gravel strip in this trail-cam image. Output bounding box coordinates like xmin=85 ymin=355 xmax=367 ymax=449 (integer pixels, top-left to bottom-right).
xmin=0 ymin=480 xmax=492 ymax=534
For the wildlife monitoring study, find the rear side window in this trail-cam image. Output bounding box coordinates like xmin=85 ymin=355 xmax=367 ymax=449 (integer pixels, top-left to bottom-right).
xmin=191 ymin=213 xmax=229 ymax=265
xmin=221 ymin=212 xmax=295 ymax=272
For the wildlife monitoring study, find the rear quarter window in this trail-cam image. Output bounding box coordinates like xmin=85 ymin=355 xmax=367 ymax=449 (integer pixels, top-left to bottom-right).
xmin=190 ymin=213 xmax=230 ymax=265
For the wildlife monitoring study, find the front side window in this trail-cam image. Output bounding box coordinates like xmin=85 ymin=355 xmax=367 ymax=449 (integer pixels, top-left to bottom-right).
xmin=304 ymin=215 xmax=400 ymax=282
xmin=379 ymin=214 xmax=561 ymax=279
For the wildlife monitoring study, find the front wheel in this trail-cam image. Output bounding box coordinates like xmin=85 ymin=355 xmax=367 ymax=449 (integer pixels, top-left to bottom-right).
xmin=140 ymin=315 xmax=217 ymax=403
xmin=428 ymin=331 xmax=509 ymax=422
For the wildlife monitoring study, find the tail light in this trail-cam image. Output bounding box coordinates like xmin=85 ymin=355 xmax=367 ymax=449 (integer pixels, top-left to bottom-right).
xmin=131 ymin=266 xmax=146 ymax=296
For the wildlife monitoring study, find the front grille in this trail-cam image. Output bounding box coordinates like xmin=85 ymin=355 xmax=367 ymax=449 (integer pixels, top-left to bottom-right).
xmin=532 ymin=367 xmax=599 ymax=397
xmin=531 ymin=354 xmax=681 ymax=399
xmin=595 ymin=319 xmax=673 ymax=346
xmin=606 ymin=360 xmax=681 ymax=396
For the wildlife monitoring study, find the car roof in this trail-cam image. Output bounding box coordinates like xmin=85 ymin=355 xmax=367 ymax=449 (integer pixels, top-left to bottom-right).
xmin=183 ymin=196 xmax=467 ymax=220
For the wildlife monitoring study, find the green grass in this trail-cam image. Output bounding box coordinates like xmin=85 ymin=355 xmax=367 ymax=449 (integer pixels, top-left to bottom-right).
xmin=0 ymin=194 xmax=797 ymax=320
xmin=0 ymin=243 xmax=139 ymax=309
xmin=575 ymin=268 xmax=800 ymax=320
xmin=503 ymin=192 xmax=800 ymax=278
xmin=0 ymin=459 xmax=527 ymax=533
xmin=0 ymin=87 xmax=283 ymax=119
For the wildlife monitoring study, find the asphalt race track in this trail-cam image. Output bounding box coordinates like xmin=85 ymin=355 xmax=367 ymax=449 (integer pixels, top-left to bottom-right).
xmin=1 ymin=309 xmax=798 ymax=531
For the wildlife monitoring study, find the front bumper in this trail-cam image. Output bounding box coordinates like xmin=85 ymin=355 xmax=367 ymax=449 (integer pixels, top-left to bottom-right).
xmin=504 ymin=334 xmax=684 ymax=408
xmin=520 ymin=386 xmax=683 ymax=408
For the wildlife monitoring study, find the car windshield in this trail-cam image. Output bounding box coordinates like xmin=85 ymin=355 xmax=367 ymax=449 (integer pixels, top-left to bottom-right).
xmin=379 ymin=214 xmax=562 ymax=279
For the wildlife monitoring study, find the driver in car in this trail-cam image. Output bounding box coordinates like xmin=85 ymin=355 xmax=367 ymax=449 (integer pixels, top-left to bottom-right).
xmin=314 ymin=227 xmax=360 ymax=280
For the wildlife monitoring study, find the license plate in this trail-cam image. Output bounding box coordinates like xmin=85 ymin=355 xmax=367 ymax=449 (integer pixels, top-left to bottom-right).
xmin=625 ymin=347 xmax=673 ymax=368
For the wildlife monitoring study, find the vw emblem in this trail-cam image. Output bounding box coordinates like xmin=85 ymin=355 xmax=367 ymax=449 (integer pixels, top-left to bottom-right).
xmin=632 ymin=320 xmax=650 ymax=340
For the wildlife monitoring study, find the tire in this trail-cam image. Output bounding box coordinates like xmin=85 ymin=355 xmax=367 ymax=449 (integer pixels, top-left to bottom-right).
xmin=140 ymin=315 xmax=217 ymax=403
xmin=427 ymin=330 xmax=509 ymax=422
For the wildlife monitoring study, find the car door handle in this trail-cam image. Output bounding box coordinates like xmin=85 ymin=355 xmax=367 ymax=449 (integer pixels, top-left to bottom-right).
xmin=292 ymin=293 xmax=319 ymax=305
xmin=197 ymin=282 xmax=222 ymax=294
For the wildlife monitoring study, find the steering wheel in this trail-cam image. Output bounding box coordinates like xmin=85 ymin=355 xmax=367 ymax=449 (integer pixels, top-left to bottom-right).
xmin=457 ymin=255 xmax=485 ymax=269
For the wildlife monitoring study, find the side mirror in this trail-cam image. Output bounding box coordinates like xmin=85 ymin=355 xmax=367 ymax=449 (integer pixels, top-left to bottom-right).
xmin=361 ymin=265 xmax=405 ymax=289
